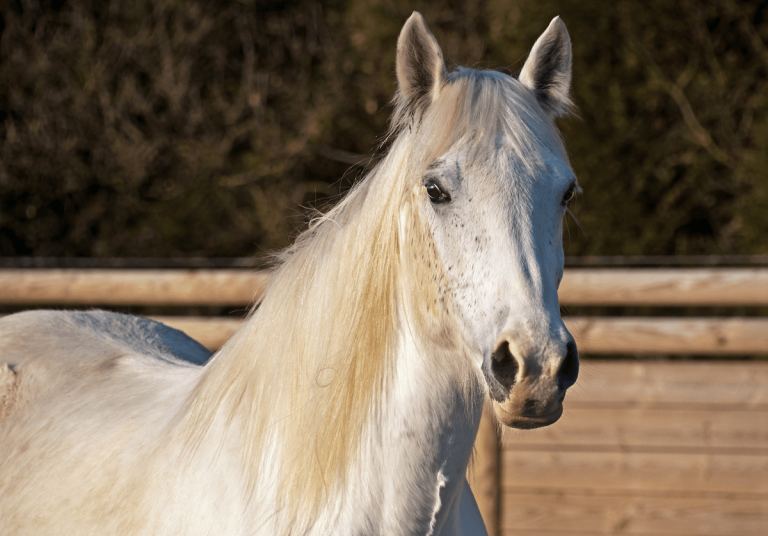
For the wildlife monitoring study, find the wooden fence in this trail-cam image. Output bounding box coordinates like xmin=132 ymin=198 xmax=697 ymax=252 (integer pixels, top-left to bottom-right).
xmin=1 ymin=266 xmax=767 ymax=535
xmin=495 ymin=360 xmax=768 ymax=536
xmin=3 ymin=268 xmax=768 ymax=354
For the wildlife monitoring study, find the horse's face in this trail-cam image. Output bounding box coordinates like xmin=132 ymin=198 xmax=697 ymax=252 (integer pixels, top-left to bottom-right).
xmin=423 ymin=137 xmax=578 ymax=429
xmin=397 ymin=13 xmax=578 ymax=428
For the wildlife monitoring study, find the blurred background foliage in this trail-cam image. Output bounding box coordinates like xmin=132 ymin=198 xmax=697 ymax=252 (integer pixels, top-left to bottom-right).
xmin=1 ymin=0 xmax=766 ymax=258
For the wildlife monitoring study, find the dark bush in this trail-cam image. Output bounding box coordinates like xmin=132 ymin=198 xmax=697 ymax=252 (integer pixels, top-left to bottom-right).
xmin=1 ymin=0 xmax=767 ymax=257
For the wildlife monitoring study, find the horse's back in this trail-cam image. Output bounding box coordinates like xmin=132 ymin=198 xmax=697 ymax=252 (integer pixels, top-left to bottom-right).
xmin=0 ymin=308 xmax=212 ymax=368
xmin=0 ymin=310 xmax=211 ymax=535
xmin=0 ymin=309 xmax=210 ymax=420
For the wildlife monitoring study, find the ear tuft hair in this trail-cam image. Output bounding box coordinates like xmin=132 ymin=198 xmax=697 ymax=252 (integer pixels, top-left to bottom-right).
xmin=519 ymin=17 xmax=573 ymax=117
xmin=395 ymin=12 xmax=448 ymax=120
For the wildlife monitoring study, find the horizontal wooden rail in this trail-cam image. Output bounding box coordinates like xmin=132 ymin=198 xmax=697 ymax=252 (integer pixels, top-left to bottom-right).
xmin=0 ymin=269 xmax=269 ymax=306
xmin=151 ymin=317 xmax=244 ymax=350
xmin=2 ymin=268 xmax=768 ymax=306
xmin=152 ymin=316 xmax=768 ymax=354
xmin=565 ymin=317 xmax=768 ymax=354
xmin=559 ymin=268 xmax=768 ymax=306
xmin=3 ymin=255 xmax=768 ymax=269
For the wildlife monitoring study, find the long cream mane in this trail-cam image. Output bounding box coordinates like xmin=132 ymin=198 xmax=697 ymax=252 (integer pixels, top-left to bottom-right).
xmin=177 ymin=66 xmax=564 ymax=531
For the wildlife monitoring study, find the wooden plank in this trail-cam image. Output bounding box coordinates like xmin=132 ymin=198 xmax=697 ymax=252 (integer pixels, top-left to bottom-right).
xmin=0 ymin=269 xmax=268 ymax=305
xmin=152 ymin=316 xmax=243 ymax=350
xmin=145 ymin=317 xmax=768 ymax=355
xmin=468 ymin=403 xmax=501 ymax=536
xmin=559 ymin=268 xmax=768 ymax=305
xmin=500 ymin=450 xmax=768 ymax=494
xmin=156 ymin=316 xmax=768 ymax=357
xmin=501 ymin=407 xmax=768 ymax=451
xmin=2 ymin=267 xmax=768 ymax=307
xmin=500 ymin=489 xmax=768 ymax=535
xmin=569 ymin=361 xmax=768 ymax=407
xmin=565 ymin=317 xmax=768 ymax=355
xmin=129 ymin=332 xmax=768 ymax=408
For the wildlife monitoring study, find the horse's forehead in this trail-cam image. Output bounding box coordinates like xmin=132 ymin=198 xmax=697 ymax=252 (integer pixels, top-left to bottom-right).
xmin=437 ymin=139 xmax=571 ymax=192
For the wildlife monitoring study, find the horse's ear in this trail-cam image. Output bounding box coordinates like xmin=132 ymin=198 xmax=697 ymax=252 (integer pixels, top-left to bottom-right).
xmin=519 ymin=17 xmax=573 ymax=117
xmin=396 ymin=12 xmax=447 ymax=117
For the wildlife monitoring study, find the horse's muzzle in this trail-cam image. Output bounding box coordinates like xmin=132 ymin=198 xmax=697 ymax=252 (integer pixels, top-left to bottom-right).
xmin=491 ymin=390 xmax=565 ymax=429
xmin=485 ymin=336 xmax=578 ymax=429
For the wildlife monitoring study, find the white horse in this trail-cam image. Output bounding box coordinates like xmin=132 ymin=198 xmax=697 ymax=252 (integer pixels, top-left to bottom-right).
xmin=0 ymin=12 xmax=579 ymax=536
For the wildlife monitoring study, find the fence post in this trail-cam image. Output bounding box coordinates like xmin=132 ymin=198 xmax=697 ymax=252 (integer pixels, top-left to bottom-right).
xmin=470 ymin=401 xmax=501 ymax=536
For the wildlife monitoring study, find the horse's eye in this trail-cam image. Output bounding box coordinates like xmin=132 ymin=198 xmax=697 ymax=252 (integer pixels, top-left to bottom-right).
xmin=562 ymin=186 xmax=576 ymax=206
xmin=426 ymin=182 xmax=451 ymax=203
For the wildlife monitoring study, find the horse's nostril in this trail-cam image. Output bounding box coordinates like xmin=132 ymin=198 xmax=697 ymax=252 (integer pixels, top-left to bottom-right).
xmin=491 ymin=341 xmax=520 ymax=390
xmin=557 ymin=341 xmax=579 ymax=391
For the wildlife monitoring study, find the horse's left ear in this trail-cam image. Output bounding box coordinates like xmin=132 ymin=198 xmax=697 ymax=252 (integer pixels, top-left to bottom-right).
xmin=396 ymin=12 xmax=448 ymax=117
xmin=519 ymin=17 xmax=573 ymax=117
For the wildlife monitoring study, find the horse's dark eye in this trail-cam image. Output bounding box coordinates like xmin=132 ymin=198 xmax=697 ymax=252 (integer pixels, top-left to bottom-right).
xmin=426 ymin=182 xmax=450 ymax=203
xmin=562 ymin=186 xmax=575 ymax=205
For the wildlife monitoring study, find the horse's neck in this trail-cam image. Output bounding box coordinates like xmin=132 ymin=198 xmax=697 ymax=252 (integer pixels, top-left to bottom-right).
xmin=336 ymin=331 xmax=484 ymax=535
xmin=180 ymin=327 xmax=482 ymax=535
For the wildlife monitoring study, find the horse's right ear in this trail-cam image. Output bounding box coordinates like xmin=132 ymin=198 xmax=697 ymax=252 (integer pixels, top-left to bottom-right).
xmin=519 ymin=17 xmax=573 ymax=117
xmin=395 ymin=12 xmax=447 ymax=118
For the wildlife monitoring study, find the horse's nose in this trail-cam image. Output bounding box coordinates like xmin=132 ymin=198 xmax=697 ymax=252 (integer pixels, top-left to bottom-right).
xmin=490 ymin=340 xmax=520 ymax=392
xmin=557 ymin=340 xmax=579 ymax=391
xmin=489 ymin=334 xmax=579 ymax=395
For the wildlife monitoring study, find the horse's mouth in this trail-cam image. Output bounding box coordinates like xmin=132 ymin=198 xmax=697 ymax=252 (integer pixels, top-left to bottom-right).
xmin=492 ymin=399 xmax=564 ymax=429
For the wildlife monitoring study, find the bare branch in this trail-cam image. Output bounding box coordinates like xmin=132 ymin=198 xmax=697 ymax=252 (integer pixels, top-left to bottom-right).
xmin=630 ymin=37 xmax=734 ymax=167
xmin=721 ymin=0 xmax=768 ymax=73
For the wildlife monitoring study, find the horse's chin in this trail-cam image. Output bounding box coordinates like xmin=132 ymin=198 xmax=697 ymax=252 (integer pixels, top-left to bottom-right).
xmin=491 ymin=399 xmax=564 ymax=429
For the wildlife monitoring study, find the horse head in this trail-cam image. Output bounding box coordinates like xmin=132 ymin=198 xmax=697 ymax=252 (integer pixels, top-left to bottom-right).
xmin=395 ymin=12 xmax=579 ymax=429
